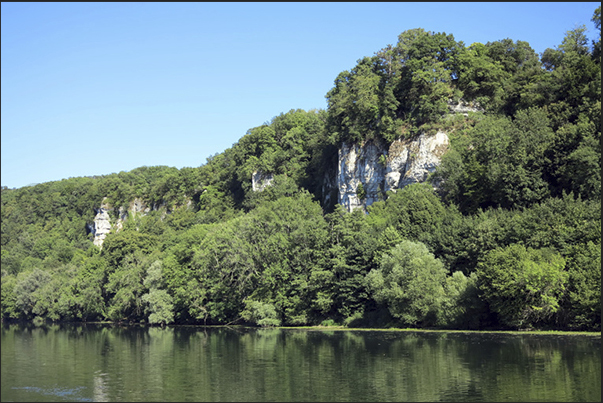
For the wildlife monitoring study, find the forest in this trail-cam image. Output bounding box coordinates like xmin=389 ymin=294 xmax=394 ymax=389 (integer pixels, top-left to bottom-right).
xmin=1 ymin=7 xmax=600 ymax=331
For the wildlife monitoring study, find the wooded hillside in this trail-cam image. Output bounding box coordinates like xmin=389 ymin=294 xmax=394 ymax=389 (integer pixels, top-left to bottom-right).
xmin=2 ymin=7 xmax=600 ymax=331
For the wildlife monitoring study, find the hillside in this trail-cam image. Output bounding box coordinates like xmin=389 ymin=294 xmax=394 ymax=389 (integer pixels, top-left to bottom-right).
xmin=1 ymin=7 xmax=600 ymax=331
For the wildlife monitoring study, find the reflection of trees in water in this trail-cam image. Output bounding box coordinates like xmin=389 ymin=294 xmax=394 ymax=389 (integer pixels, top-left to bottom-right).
xmin=73 ymin=327 xmax=603 ymax=401
xmin=1 ymin=325 xmax=600 ymax=402
xmin=92 ymin=371 xmax=109 ymax=402
xmin=227 ymin=330 xmax=601 ymax=402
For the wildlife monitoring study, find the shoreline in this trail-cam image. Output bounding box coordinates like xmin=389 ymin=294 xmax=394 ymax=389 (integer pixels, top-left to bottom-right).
xmin=4 ymin=320 xmax=600 ymax=336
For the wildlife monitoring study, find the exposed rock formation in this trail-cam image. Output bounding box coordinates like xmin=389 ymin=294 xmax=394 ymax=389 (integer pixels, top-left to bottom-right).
xmin=252 ymin=171 xmax=274 ymax=192
xmin=92 ymin=199 xmax=113 ymax=247
xmin=335 ymin=100 xmax=484 ymax=212
xmin=91 ymin=197 xmax=151 ymax=248
xmin=447 ymin=99 xmax=484 ymax=116
xmin=337 ymin=131 xmax=450 ymax=212
xmin=390 ymin=130 xmax=450 ymax=189
xmin=338 ymin=141 xmax=384 ymax=212
xmin=90 ymin=196 xmax=193 ymax=247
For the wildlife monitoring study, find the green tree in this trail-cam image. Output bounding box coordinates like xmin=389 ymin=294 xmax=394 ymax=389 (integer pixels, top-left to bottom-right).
xmin=563 ymin=241 xmax=601 ymax=330
xmin=456 ymin=42 xmax=508 ymax=111
xmin=141 ymin=260 xmax=174 ymax=326
xmin=365 ymin=240 xmax=447 ymax=327
xmin=439 ymin=271 xmax=489 ymax=329
xmin=239 ymin=192 xmax=330 ymax=325
xmin=592 ymin=6 xmax=601 ymax=59
xmin=367 ymin=183 xmax=446 ymax=249
xmin=101 ymin=229 xmax=158 ymax=269
xmin=1 ymin=270 xmax=19 ymax=320
xmin=483 ymin=38 xmax=544 ymax=116
xmin=240 ymin=299 xmax=281 ymax=327
xmin=436 ymin=108 xmax=556 ymax=212
xmin=190 ymin=218 xmax=256 ymax=323
xmin=477 ymin=244 xmax=568 ymax=329
xmin=323 ymin=205 xmax=379 ymax=322
xmin=393 ymin=28 xmax=463 ymax=125
xmin=326 ymin=56 xmax=399 ymax=145
xmin=70 ymin=256 xmax=107 ymax=321
xmin=105 ymin=251 xmax=151 ymax=321
xmin=12 ymin=268 xmax=51 ymax=320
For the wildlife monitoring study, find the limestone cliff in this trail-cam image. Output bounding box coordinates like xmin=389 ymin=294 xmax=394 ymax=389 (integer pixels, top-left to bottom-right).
xmin=248 ymin=130 xmax=451 ymax=212
xmin=91 ymin=200 xmax=114 ymax=248
xmin=335 ymin=99 xmax=483 ymax=212
xmin=252 ymin=171 xmax=274 ymax=192
xmin=337 ymin=131 xmax=450 ymax=212
xmin=90 ymin=197 xmax=152 ymax=248
xmin=89 ymin=196 xmax=194 ymax=247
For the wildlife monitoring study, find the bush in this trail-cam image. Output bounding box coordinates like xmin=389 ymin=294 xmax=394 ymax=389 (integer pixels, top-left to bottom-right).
xmin=365 ymin=240 xmax=447 ymax=327
xmin=241 ymin=299 xmax=281 ymax=327
xmin=477 ymin=244 xmax=568 ymax=329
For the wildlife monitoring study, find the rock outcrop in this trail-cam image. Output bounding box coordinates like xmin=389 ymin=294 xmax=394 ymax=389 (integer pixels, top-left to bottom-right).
xmin=91 ymin=200 xmax=113 ymax=247
xmin=338 ymin=141 xmax=384 ymax=211
xmin=90 ymin=196 xmax=193 ymax=247
xmin=90 ymin=197 xmax=151 ymax=248
xmin=447 ymin=99 xmax=484 ymax=116
xmin=252 ymin=171 xmax=274 ymax=192
xmin=337 ymin=131 xmax=450 ymax=212
xmin=335 ymin=100 xmax=484 ymax=212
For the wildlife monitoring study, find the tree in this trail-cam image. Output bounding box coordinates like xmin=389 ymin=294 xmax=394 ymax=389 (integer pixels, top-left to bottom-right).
xmin=455 ymin=42 xmax=508 ymax=111
xmin=12 ymin=268 xmax=51 ymax=320
xmin=101 ymin=230 xmax=158 ymax=269
xmin=563 ymin=241 xmax=601 ymax=331
xmin=323 ymin=205 xmax=379 ymax=322
xmin=482 ymin=38 xmax=544 ymax=116
xmin=240 ymin=299 xmax=281 ymax=327
xmin=541 ymin=24 xmax=601 ymax=128
xmin=70 ymin=256 xmax=107 ymax=321
xmin=365 ymin=240 xmax=447 ymax=327
xmin=326 ymin=57 xmax=399 ymax=145
xmin=1 ymin=270 xmax=19 ymax=320
xmin=393 ymin=29 xmax=463 ymax=125
xmin=105 ymin=251 xmax=151 ymax=321
xmin=435 ymin=108 xmax=556 ymax=212
xmin=592 ymin=6 xmax=601 ymax=60
xmin=439 ymin=271 xmax=489 ymax=329
xmin=240 ymin=192 xmax=330 ymax=325
xmin=477 ymin=244 xmax=568 ymax=329
xmin=141 ymin=260 xmax=174 ymax=326
xmin=367 ymin=183 xmax=446 ymax=249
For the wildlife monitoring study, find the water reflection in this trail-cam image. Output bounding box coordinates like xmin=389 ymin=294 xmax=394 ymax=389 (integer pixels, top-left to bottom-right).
xmin=1 ymin=324 xmax=600 ymax=402
xmin=92 ymin=371 xmax=109 ymax=402
xmin=11 ymin=386 xmax=93 ymax=402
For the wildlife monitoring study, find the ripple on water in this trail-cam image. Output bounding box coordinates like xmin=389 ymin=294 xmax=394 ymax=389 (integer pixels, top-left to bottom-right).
xmin=11 ymin=386 xmax=93 ymax=402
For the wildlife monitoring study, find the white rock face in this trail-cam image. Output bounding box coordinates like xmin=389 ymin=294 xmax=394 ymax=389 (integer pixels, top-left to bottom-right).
xmin=252 ymin=171 xmax=274 ymax=192
xmin=338 ymin=141 xmax=384 ymax=212
xmin=92 ymin=200 xmax=113 ymax=247
xmin=447 ymin=99 xmax=484 ymax=116
xmin=130 ymin=198 xmax=151 ymax=215
xmin=115 ymin=198 xmax=151 ymax=232
xmin=92 ymin=197 xmax=152 ymax=248
xmin=394 ymin=130 xmax=450 ymax=189
xmin=337 ymin=131 xmax=450 ymax=212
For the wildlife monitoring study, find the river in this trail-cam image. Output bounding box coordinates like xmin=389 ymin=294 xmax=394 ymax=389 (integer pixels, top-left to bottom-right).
xmin=1 ymin=323 xmax=600 ymax=402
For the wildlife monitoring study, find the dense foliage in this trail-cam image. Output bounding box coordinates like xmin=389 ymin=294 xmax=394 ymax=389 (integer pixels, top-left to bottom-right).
xmin=2 ymin=7 xmax=600 ymax=331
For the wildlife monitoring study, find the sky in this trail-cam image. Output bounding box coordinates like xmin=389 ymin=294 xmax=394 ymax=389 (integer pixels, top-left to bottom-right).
xmin=1 ymin=2 xmax=600 ymax=189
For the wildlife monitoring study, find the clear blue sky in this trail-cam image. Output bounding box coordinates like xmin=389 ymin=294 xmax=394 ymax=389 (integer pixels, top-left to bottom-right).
xmin=1 ymin=2 xmax=599 ymax=189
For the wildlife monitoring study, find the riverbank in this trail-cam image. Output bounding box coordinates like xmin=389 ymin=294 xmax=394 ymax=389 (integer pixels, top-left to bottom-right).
xmin=5 ymin=319 xmax=600 ymax=337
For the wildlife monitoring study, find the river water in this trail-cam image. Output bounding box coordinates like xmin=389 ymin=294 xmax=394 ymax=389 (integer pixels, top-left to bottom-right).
xmin=1 ymin=323 xmax=600 ymax=402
